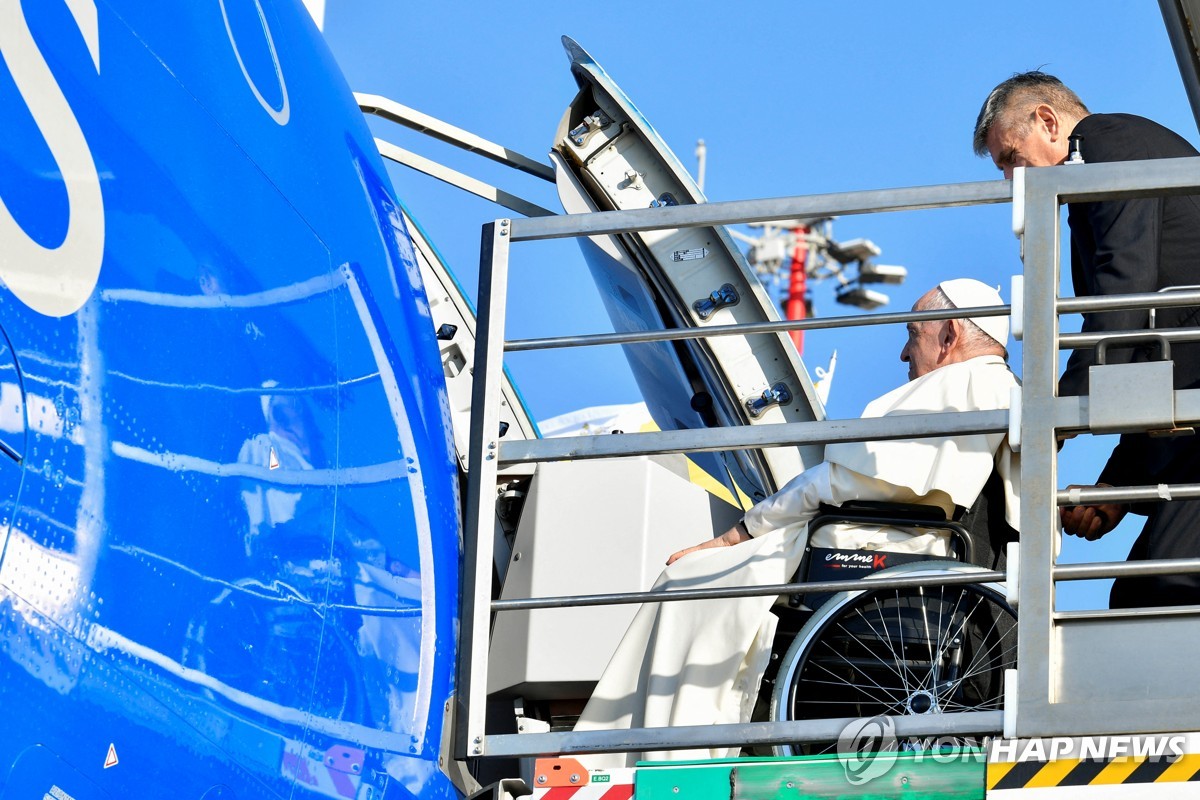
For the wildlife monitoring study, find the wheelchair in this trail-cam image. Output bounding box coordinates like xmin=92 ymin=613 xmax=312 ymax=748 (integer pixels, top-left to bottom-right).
xmin=763 ymin=501 xmax=1017 ymax=756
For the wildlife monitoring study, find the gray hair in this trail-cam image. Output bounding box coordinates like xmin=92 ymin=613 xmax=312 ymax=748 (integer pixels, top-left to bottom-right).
xmin=921 ymin=287 xmax=1008 ymax=359
xmin=973 ymin=71 xmax=1089 ymax=157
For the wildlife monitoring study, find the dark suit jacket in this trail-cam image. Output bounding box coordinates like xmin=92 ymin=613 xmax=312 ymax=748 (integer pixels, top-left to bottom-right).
xmin=1059 ymin=113 xmax=1200 ymax=488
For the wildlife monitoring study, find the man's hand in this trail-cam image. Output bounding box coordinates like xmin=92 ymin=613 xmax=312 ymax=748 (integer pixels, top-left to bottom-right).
xmin=1060 ymin=484 xmax=1127 ymax=541
xmin=666 ymin=525 xmax=751 ymax=565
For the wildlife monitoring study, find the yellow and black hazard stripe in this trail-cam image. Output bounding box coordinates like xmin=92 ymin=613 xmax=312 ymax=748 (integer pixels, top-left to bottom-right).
xmin=988 ymin=753 xmax=1200 ymax=791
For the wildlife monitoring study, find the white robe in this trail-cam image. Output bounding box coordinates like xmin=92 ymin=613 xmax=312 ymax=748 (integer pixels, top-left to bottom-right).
xmin=572 ymin=355 xmax=1019 ymax=767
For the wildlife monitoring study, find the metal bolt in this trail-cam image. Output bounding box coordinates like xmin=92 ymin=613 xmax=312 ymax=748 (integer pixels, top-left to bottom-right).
xmin=473 ymin=746 xmax=482 ymax=755
xmin=500 ymin=229 xmax=508 ymax=236
xmin=485 ymin=453 xmax=494 ymax=461
xmin=537 ymin=776 xmax=547 ymax=785
xmin=501 ymin=219 xmax=509 ymax=226
xmin=473 ymin=736 xmax=482 ymax=743
xmin=570 ymin=775 xmax=579 ymax=784
xmin=488 ymin=442 xmax=496 ymax=450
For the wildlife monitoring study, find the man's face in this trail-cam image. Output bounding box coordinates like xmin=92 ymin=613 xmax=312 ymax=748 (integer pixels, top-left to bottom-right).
xmin=900 ymin=317 xmax=943 ymax=381
xmin=986 ymin=108 xmax=1064 ymax=179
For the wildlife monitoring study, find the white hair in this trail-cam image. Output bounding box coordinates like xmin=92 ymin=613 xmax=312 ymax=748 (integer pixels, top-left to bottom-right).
xmin=922 ymin=288 xmax=1008 ymax=359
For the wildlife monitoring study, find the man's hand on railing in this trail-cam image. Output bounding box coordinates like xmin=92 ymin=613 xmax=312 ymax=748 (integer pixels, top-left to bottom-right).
xmin=666 ymin=525 xmax=752 ymax=565
xmin=1060 ymin=484 xmax=1129 ymax=541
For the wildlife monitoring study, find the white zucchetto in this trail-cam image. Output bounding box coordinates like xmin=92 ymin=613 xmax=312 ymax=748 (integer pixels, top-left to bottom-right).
xmin=938 ymin=278 xmax=1009 ymax=345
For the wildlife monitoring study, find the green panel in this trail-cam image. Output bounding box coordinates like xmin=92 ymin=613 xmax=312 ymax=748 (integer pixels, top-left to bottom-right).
xmin=634 ymin=752 xmax=986 ymax=800
xmin=636 ymin=761 xmax=736 ymax=800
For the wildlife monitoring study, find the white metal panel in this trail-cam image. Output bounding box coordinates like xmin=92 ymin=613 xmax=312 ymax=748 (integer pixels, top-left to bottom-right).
xmin=488 ymin=456 xmax=723 ymax=697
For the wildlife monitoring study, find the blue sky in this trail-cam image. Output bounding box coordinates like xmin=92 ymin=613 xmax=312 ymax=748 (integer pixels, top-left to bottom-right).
xmin=321 ymin=1 xmax=1198 ymax=610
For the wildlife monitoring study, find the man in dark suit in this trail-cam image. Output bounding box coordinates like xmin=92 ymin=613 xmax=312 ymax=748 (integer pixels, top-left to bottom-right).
xmin=974 ymin=71 xmax=1200 ymax=608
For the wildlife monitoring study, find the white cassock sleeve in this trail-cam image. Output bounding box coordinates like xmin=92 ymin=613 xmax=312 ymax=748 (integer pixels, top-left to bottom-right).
xmin=740 ymin=463 xmax=833 ymax=536
xmin=821 ymin=355 xmax=1020 ymax=527
xmin=741 ymin=355 xmax=1020 ymax=536
xmin=741 ymin=463 xmax=956 ymax=537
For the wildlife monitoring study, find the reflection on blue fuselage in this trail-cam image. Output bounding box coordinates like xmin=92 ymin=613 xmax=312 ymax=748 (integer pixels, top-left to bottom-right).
xmin=0 ymin=2 xmax=460 ymax=798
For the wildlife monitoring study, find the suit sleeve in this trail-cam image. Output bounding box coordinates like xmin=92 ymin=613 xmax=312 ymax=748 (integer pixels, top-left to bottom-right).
xmin=1058 ymin=194 xmax=1164 ymax=396
xmin=1097 ymin=435 xmax=1152 ymax=489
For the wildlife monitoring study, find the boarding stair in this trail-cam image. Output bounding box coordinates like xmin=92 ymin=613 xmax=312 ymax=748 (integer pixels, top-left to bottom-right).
xmin=359 ymin=28 xmax=1200 ymax=800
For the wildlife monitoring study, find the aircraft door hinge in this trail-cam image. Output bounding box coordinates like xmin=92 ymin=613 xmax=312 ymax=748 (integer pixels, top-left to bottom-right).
xmin=745 ymin=382 xmax=792 ymax=418
xmin=649 ymin=192 xmax=678 ymax=208
xmin=693 ymin=283 xmax=739 ymax=321
xmin=568 ymin=110 xmax=613 ymax=147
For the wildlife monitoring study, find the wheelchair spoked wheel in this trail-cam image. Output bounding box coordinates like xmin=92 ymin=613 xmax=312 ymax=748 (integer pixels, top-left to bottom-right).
xmin=769 ymin=561 xmax=1016 ymax=757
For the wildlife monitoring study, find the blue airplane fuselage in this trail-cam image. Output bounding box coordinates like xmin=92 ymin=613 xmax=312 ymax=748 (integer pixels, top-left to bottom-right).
xmin=0 ymin=1 xmax=462 ymax=798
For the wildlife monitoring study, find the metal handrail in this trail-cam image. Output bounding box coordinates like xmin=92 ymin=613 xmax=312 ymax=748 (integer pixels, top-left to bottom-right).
xmin=497 ymin=389 xmax=1200 ymax=465
xmin=356 ymin=93 xmax=556 ymax=181
xmin=1062 ymin=325 xmax=1200 ymax=349
xmin=1057 ymin=482 xmax=1200 ymax=505
xmin=1059 ymin=287 xmax=1200 ymax=314
xmin=458 ymin=156 xmax=1200 ymax=759
xmin=504 ymin=303 xmax=1010 ymax=351
xmin=358 ymin=94 xmax=559 ymax=218
xmin=501 ymin=289 xmax=1200 ymax=354
xmin=494 ymin=569 xmax=1008 ymax=612
xmin=499 ymin=408 xmax=1009 ymax=465
xmin=490 ymin=557 xmax=1200 ymax=613
xmin=505 ymin=179 xmax=1012 ymax=241
xmin=1055 ymin=557 xmax=1200 ymax=582
xmin=486 ymin=712 xmax=1003 ymax=757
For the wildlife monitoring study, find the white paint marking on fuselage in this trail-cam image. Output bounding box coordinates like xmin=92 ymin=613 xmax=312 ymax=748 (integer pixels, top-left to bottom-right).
xmin=62 ymin=0 xmax=99 ymax=71
xmin=218 ymin=0 xmax=290 ymax=125
xmin=0 ymin=0 xmax=105 ymax=317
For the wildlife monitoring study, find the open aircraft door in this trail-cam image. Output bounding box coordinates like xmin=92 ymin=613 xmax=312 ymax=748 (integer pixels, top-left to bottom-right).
xmin=551 ymin=37 xmax=825 ymax=510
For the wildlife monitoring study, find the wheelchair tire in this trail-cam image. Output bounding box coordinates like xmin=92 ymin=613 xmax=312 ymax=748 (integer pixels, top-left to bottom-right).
xmin=768 ymin=560 xmax=1016 ymax=756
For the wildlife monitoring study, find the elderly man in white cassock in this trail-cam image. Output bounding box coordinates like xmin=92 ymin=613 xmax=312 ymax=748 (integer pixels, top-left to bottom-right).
xmin=573 ymin=278 xmax=1020 ymax=767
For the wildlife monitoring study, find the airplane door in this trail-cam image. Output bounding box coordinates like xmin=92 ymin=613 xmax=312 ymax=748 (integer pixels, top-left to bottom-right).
xmin=553 ymin=38 xmax=826 ymax=505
